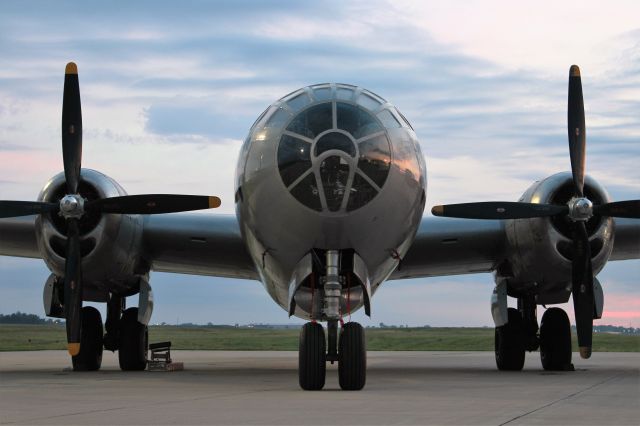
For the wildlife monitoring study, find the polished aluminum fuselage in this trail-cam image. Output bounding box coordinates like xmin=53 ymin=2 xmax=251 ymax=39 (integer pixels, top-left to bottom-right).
xmin=235 ymin=84 xmax=426 ymax=317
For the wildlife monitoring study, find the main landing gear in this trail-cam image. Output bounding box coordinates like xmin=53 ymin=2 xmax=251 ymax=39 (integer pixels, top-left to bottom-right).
xmin=118 ymin=307 xmax=149 ymax=371
xmin=494 ymin=296 xmax=573 ymax=372
xmin=539 ymin=307 xmax=572 ymax=371
xmin=72 ymin=306 xmax=104 ymax=371
xmin=70 ymin=297 xmax=149 ymax=372
xmin=299 ymin=320 xmax=366 ymax=391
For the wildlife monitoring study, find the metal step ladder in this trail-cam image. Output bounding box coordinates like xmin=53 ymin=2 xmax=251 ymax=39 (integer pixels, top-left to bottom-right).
xmin=147 ymin=341 xmax=184 ymax=371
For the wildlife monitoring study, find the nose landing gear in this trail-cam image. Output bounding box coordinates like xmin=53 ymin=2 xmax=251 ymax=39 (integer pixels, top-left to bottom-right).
xmin=298 ymin=249 xmax=368 ymax=390
xmin=298 ymin=320 xmax=367 ymax=391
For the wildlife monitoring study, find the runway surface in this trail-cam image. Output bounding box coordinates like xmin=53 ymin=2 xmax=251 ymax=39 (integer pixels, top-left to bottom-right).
xmin=1 ymin=350 xmax=638 ymax=425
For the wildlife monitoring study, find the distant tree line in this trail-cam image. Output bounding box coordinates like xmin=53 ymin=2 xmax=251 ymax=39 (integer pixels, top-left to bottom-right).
xmin=1 ymin=312 xmax=638 ymax=334
xmin=0 ymin=312 xmax=61 ymax=325
xmin=582 ymin=325 xmax=640 ymax=335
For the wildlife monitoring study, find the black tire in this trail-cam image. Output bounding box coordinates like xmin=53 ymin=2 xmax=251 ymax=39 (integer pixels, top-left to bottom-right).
xmin=495 ymin=307 xmax=526 ymax=371
xmin=299 ymin=322 xmax=326 ymax=390
xmin=72 ymin=306 xmax=104 ymax=371
xmin=540 ymin=307 xmax=572 ymax=371
xmin=118 ymin=308 xmax=148 ymax=371
xmin=339 ymin=322 xmax=366 ymax=390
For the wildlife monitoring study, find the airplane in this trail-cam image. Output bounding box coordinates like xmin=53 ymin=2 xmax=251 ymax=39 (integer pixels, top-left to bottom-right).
xmin=0 ymin=63 xmax=638 ymax=391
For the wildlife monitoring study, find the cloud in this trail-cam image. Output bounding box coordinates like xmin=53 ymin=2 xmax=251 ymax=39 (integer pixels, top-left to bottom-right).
xmin=0 ymin=0 xmax=638 ymax=325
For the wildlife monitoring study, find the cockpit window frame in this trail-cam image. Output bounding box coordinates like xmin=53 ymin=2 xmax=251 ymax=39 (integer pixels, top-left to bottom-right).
xmin=266 ymin=84 xmax=415 ymax=215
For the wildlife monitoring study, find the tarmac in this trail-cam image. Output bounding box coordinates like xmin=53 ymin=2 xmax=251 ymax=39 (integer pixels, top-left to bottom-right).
xmin=0 ymin=350 xmax=638 ymax=425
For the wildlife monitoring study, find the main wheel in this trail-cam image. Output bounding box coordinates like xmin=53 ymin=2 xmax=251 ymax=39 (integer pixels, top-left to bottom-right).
xmin=495 ymin=307 xmax=526 ymax=371
xmin=338 ymin=322 xmax=366 ymax=390
xmin=72 ymin=306 xmax=104 ymax=371
xmin=540 ymin=307 xmax=572 ymax=371
xmin=118 ymin=307 xmax=148 ymax=371
xmin=299 ymin=322 xmax=326 ymax=390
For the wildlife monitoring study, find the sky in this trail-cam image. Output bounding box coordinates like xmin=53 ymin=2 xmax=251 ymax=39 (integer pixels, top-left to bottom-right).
xmin=0 ymin=0 xmax=638 ymax=327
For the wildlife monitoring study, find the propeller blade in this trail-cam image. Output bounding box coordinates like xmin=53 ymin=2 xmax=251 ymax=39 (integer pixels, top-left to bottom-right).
xmin=593 ymin=200 xmax=640 ymax=218
xmin=431 ymin=202 xmax=568 ymax=219
xmin=63 ymin=218 xmax=83 ymax=356
xmin=62 ymin=62 xmax=83 ymax=194
xmin=571 ymin=221 xmax=594 ymax=359
xmin=568 ymin=65 xmax=586 ymax=197
xmin=0 ymin=201 xmax=58 ymax=218
xmin=86 ymin=194 xmax=221 ymax=214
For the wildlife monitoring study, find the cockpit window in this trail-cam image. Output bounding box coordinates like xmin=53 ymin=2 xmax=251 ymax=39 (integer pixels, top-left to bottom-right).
xmin=312 ymin=86 xmax=332 ymax=101
xmin=275 ymin=87 xmax=402 ymax=214
xmin=357 ymin=134 xmax=391 ymax=188
xmin=336 ymin=87 xmax=355 ymax=100
xmin=265 ymin=107 xmax=291 ymax=129
xmin=320 ymin=156 xmax=350 ymax=212
xmin=290 ymin=173 xmax=322 ymax=212
xmin=286 ymin=102 xmax=332 ymax=139
xmin=376 ymin=109 xmax=401 ymax=128
xmin=286 ymin=92 xmax=311 ymax=112
xmin=278 ymin=135 xmax=311 ymax=187
xmin=357 ymin=94 xmax=382 ymax=111
xmin=337 ymin=103 xmax=382 ymax=139
xmin=315 ymin=132 xmax=356 ymax=157
xmin=347 ymin=173 xmax=377 ymax=211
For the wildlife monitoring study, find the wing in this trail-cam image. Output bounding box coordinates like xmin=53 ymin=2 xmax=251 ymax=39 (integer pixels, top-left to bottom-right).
xmin=0 ymin=216 xmax=40 ymax=258
xmin=609 ymin=217 xmax=640 ymax=261
xmin=390 ymin=216 xmax=640 ymax=280
xmin=390 ymin=217 xmax=505 ymax=279
xmin=141 ymin=213 xmax=258 ymax=280
xmin=0 ymin=213 xmax=258 ymax=280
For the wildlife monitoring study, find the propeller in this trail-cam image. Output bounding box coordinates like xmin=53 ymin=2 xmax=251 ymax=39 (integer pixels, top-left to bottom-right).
xmin=431 ymin=65 xmax=640 ymax=358
xmin=0 ymin=63 xmax=222 ymax=356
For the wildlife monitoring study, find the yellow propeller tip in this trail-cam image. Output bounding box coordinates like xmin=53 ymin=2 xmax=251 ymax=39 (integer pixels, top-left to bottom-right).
xmin=67 ymin=343 xmax=80 ymax=356
xmin=65 ymin=62 xmax=78 ymax=75
xmin=209 ymin=196 xmax=221 ymax=209
xmin=579 ymin=346 xmax=591 ymax=359
xmin=570 ymin=65 xmax=581 ymax=77
xmin=431 ymin=205 xmax=444 ymax=216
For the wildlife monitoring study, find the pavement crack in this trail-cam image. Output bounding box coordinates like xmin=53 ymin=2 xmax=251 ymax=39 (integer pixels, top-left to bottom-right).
xmin=498 ymin=373 xmax=622 ymax=426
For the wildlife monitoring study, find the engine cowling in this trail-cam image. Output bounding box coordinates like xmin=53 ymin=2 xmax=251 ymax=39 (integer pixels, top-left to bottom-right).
xmin=35 ymin=169 xmax=145 ymax=302
xmin=502 ymin=172 xmax=614 ymax=304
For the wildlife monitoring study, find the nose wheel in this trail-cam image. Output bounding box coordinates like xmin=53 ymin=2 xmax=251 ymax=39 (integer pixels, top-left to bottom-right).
xmin=298 ymin=322 xmax=326 ymax=390
xmin=298 ymin=321 xmax=367 ymax=390
xmin=338 ymin=322 xmax=366 ymax=390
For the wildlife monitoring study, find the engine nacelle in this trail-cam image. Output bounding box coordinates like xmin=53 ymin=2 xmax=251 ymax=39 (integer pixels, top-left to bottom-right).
xmin=502 ymin=172 xmax=614 ymax=304
xmin=35 ymin=169 xmax=145 ymax=302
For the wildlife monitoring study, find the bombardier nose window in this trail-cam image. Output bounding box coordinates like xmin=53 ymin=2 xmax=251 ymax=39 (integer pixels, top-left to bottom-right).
xmin=277 ymin=87 xmax=395 ymax=213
